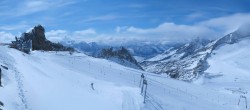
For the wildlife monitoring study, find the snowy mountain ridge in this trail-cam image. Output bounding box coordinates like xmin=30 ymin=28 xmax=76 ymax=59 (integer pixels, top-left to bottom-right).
xmin=60 ymin=40 xmax=182 ymax=59
xmin=60 ymin=40 xmax=180 ymax=70
xmin=141 ymin=26 xmax=250 ymax=81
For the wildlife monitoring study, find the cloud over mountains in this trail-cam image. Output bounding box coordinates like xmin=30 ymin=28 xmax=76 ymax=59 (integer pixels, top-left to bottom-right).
xmin=43 ymin=13 xmax=250 ymax=44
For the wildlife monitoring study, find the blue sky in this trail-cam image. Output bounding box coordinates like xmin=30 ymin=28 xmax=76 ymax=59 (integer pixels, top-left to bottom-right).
xmin=0 ymin=0 xmax=250 ymax=43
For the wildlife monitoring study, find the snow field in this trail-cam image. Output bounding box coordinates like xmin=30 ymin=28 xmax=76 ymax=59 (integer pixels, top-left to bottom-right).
xmin=0 ymin=44 xmax=249 ymax=110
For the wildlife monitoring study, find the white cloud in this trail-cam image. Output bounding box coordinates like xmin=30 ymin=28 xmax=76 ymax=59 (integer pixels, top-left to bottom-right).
xmin=0 ymin=31 xmax=15 ymax=43
xmin=26 ymin=1 xmax=47 ymax=8
xmin=0 ymin=24 xmax=30 ymax=31
xmin=115 ymin=13 xmax=250 ymax=42
xmin=237 ymin=23 xmax=250 ymax=36
xmin=0 ymin=0 xmax=77 ymax=17
xmin=186 ymin=12 xmax=205 ymax=20
xmin=198 ymin=13 xmax=250 ymax=34
xmin=124 ymin=22 xmax=217 ymax=41
xmin=45 ymin=13 xmax=250 ymax=44
xmin=57 ymin=1 xmax=77 ymax=7
xmin=15 ymin=1 xmax=52 ymax=16
xmin=46 ymin=30 xmax=68 ymax=36
xmin=45 ymin=30 xmax=69 ymax=42
xmin=115 ymin=26 xmax=128 ymax=33
xmin=45 ymin=28 xmax=97 ymax=42
xmin=26 ymin=27 xmax=34 ymax=33
xmin=73 ymin=28 xmax=96 ymax=36
xmin=82 ymin=14 xmax=120 ymax=22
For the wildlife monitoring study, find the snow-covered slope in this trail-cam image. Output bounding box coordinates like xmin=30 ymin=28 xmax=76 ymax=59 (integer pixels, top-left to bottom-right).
xmin=194 ymin=37 xmax=250 ymax=110
xmin=0 ymin=46 xmax=247 ymax=110
xmin=0 ymin=47 xmax=143 ymax=110
xmin=202 ymin=37 xmax=250 ymax=93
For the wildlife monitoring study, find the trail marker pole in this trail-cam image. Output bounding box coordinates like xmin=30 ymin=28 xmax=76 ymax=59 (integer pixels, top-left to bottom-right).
xmin=91 ymin=83 xmax=95 ymax=90
xmin=143 ymin=79 xmax=148 ymax=103
xmin=139 ymin=73 xmax=144 ymax=87
xmin=141 ymin=82 xmax=144 ymax=94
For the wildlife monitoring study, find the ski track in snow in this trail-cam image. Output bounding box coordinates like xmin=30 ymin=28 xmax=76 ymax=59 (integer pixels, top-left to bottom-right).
xmin=9 ymin=52 xmax=31 ymax=110
xmin=14 ymin=70 xmax=30 ymax=110
xmin=122 ymin=91 xmax=137 ymax=110
xmin=146 ymin=94 xmax=165 ymax=110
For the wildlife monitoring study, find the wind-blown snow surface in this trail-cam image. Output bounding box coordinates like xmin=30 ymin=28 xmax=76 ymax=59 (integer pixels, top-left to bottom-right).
xmin=205 ymin=37 xmax=250 ymax=83
xmin=0 ymin=46 xmax=247 ymax=110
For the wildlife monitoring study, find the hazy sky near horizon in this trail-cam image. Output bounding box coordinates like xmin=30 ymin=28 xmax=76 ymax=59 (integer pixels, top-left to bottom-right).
xmin=0 ymin=0 xmax=250 ymax=43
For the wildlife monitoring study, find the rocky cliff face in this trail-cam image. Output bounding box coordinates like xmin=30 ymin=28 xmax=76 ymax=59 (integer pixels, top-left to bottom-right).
xmin=141 ymin=27 xmax=250 ymax=81
xmin=20 ymin=25 xmax=73 ymax=51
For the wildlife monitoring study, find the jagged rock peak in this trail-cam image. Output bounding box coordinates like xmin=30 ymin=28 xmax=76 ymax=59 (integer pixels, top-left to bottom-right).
xmin=12 ymin=25 xmax=74 ymax=52
xmin=31 ymin=24 xmax=46 ymax=40
xmin=98 ymin=47 xmax=143 ymax=70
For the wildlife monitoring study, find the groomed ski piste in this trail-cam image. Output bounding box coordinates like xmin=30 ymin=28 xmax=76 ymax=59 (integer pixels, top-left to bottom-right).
xmin=0 ymin=39 xmax=249 ymax=110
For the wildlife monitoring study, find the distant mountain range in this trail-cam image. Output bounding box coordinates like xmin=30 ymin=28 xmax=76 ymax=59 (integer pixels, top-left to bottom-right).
xmin=60 ymin=25 xmax=250 ymax=81
xmin=141 ymin=26 xmax=250 ymax=81
xmin=60 ymin=40 xmax=182 ymax=70
xmin=60 ymin=40 xmax=183 ymax=59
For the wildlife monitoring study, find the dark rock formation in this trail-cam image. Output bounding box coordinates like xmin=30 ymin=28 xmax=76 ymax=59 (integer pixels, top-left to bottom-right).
xmin=97 ymin=47 xmax=143 ymax=70
xmin=11 ymin=25 xmax=74 ymax=53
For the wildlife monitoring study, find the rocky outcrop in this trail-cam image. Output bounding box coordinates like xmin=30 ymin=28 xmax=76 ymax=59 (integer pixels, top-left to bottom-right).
xmin=11 ymin=25 xmax=74 ymax=53
xmin=97 ymin=47 xmax=143 ymax=70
